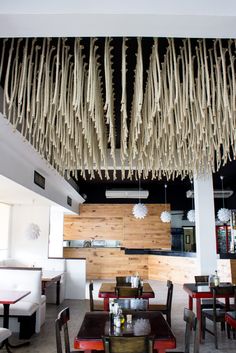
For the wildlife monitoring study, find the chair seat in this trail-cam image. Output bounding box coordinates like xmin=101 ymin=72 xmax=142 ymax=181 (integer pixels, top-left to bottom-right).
xmin=202 ymin=308 xmax=226 ymax=321
xmin=93 ymin=300 xmax=104 ymax=311
xmin=0 ymin=328 xmax=11 ymax=343
xmin=201 ymin=298 xmax=225 ymax=309
xmin=148 ymin=304 xmax=167 ymax=312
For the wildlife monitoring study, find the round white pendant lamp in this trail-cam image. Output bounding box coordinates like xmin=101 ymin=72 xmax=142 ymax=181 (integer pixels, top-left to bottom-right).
xmin=133 ymin=178 xmax=148 ymax=219
xmin=187 ymin=209 xmax=195 ymax=222
xmin=187 ymin=180 xmax=195 ymax=223
xmin=132 ymin=203 xmax=148 ymax=219
xmin=160 ymin=184 xmax=171 ymax=223
xmin=217 ymin=176 xmax=231 ymax=223
xmin=217 ymin=208 xmax=231 ymax=223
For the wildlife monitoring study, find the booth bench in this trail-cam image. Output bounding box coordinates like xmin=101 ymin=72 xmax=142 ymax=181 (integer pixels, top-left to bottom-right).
xmin=0 ymin=267 xmax=45 ymax=338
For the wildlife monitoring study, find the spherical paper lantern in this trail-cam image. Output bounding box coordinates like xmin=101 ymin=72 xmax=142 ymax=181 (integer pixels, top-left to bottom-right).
xmin=187 ymin=209 xmax=195 ymax=222
xmin=160 ymin=211 xmax=171 ymax=223
xmin=132 ymin=203 xmax=148 ymax=219
xmin=217 ymin=208 xmax=231 ymax=223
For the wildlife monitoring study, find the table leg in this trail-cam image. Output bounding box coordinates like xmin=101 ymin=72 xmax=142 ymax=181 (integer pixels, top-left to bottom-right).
xmin=3 ymin=304 xmax=10 ymax=328
xmin=104 ymin=298 xmax=109 ymax=311
xmin=56 ymin=279 xmax=60 ymax=306
xmin=42 ymin=282 xmax=46 ymax=295
xmin=196 ymin=298 xmax=202 ymax=342
xmin=188 ymin=295 xmax=193 ymax=311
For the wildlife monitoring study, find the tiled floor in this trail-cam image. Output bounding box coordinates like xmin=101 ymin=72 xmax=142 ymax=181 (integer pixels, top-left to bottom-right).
xmin=2 ymin=280 xmax=236 ymax=352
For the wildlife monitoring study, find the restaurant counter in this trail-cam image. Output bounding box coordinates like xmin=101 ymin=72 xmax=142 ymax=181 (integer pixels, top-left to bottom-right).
xmin=124 ymin=249 xmax=196 ymax=257
xmin=219 ymin=252 xmax=236 ymax=259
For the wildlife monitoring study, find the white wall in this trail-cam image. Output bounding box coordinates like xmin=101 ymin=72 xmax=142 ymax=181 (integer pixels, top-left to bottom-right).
xmin=9 ymin=204 xmax=50 ymax=266
xmin=0 ymin=203 xmax=11 ymax=259
xmin=171 ymin=211 xmax=194 ymax=228
xmin=48 ymin=206 xmax=65 ymax=258
xmin=65 ymin=259 xmax=86 ymax=299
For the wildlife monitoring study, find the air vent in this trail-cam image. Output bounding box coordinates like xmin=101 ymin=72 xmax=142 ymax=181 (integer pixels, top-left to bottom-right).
xmin=105 ymin=189 xmax=149 ymax=199
xmin=34 ymin=170 xmax=45 ymax=189
xmin=186 ymin=190 xmax=233 ymax=198
xmin=67 ymin=196 xmax=72 ymax=206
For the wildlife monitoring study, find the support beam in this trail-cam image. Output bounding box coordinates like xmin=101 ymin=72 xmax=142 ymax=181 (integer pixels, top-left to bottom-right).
xmin=194 ymin=173 xmax=217 ymax=274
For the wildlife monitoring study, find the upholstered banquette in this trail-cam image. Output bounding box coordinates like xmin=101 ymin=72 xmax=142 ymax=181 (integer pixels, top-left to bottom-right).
xmin=0 ymin=267 xmax=45 ymax=338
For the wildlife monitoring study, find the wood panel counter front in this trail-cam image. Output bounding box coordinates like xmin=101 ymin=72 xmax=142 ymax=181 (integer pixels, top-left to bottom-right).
xmin=64 ymin=247 xmax=149 ymax=279
xmin=63 ymin=247 xmax=199 ymax=283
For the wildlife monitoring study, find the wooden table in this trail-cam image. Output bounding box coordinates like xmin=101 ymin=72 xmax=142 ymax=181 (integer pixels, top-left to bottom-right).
xmin=74 ymin=311 xmax=176 ymax=353
xmin=42 ymin=271 xmax=62 ymax=306
xmin=98 ymin=282 xmax=155 ymax=311
xmin=0 ymin=289 xmax=30 ymax=352
xmin=183 ymin=282 xmax=233 ymax=339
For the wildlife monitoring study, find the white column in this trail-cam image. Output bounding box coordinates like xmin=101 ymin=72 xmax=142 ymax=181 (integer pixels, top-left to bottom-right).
xmin=194 ymin=173 xmax=217 ymax=274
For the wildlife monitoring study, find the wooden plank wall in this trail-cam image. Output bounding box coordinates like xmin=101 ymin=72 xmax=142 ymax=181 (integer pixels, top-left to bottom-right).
xmin=148 ymin=255 xmax=198 ymax=283
xmin=63 ymin=248 xmax=149 ymax=280
xmin=231 ymin=259 xmax=236 ymax=283
xmin=64 ymin=204 xmax=171 ymax=249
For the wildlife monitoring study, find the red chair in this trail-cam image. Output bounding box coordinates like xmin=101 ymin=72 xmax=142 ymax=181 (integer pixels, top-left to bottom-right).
xmin=225 ymin=311 xmax=236 ymax=339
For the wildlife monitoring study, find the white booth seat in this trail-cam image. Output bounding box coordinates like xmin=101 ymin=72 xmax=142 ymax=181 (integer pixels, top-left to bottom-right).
xmin=0 ymin=328 xmax=11 ymax=342
xmin=0 ymin=258 xmax=66 ymax=304
xmin=0 ymin=267 xmax=44 ymax=337
xmin=40 ymin=295 xmax=46 ymax=326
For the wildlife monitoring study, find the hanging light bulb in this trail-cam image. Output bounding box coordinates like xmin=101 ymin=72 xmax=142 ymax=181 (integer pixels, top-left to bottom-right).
xmin=133 ymin=178 xmax=148 ymax=219
xmin=160 ymin=184 xmax=171 ymax=223
xmin=217 ymin=176 xmax=231 ymax=223
xmin=187 ymin=209 xmax=195 ymax=222
xmin=187 ymin=180 xmax=195 ymax=222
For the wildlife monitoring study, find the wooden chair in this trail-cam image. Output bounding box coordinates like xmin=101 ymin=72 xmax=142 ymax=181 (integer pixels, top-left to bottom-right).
xmin=115 ymin=286 xmax=142 ymax=298
xmin=55 ymin=307 xmax=78 ymax=353
xmin=103 ymin=335 xmax=153 ymax=353
xmin=194 ymin=275 xmax=224 ymax=309
xmin=89 ymin=281 xmax=104 ymax=311
xmin=148 ymin=280 xmax=173 ymax=326
xmin=194 ymin=275 xmax=209 ymax=285
xmin=116 ymin=276 xmax=131 ymax=287
xmin=171 ymin=308 xmax=199 ymax=353
xmin=202 ymin=284 xmax=236 ymax=349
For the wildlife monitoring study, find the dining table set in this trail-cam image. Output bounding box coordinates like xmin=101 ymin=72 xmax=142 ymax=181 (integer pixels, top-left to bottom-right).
xmin=183 ymin=280 xmax=236 ymax=342
xmin=74 ymin=276 xmax=176 ymax=353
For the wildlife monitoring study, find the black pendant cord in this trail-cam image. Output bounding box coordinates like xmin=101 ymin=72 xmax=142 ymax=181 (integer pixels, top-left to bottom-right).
xmin=220 ymin=175 xmax=225 ymax=209
xmin=138 ymin=178 xmax=141 ymax=204
xmin=164 ymin=184 xmax=167 ymax=211
xmin=191 ymin=180 xmax=194 ymax=210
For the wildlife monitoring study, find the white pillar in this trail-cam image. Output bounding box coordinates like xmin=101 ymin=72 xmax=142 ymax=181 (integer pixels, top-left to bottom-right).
xmin=194 ymin=173 xmax=217 ymax=274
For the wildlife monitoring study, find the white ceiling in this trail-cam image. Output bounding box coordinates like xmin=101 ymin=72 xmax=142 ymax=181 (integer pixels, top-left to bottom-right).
xmin=0 ymin=175 xmax=56 ymax=206
xmin=0 ymin=0 xmax=236 ymax=38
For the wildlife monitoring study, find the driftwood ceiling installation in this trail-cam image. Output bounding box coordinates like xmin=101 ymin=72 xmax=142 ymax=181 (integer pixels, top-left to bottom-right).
xmin=1 ymin=37 xmax=236 ymax=180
